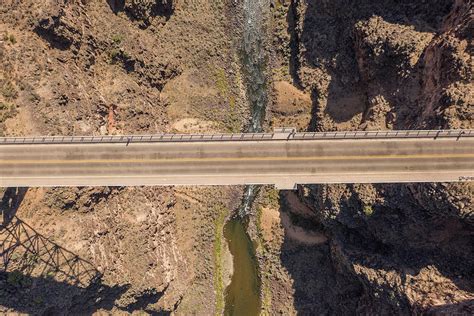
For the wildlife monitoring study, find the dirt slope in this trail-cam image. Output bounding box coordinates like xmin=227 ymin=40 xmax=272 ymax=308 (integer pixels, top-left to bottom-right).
xmin=1 ymin=0 xmax=246 ymax=314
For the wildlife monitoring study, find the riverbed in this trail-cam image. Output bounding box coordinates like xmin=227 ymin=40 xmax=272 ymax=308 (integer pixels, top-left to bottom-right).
xmin=223 ymin=0 xmax=270 ymax=314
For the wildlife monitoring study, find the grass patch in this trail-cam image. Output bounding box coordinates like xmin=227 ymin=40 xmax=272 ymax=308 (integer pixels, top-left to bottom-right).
xmin=111 ymin=34 xmax=124 ymax=45
xmin=45 ymin=269 xmax=56 ymax=279
xmin=0 ymin=102 xmax=17 ymax=123
xmin=3 ymin=33 xmax=16 ymax=44
xmin=9 ymin=34 xmax=16 ymax=44
xmin=109 ymin=48 xmax=121 ymax=61
xmin=262 ymin=188 xmax=280 ymax=209
xmin=363 ymin=204 xmax=374 ymax=216
xmin=28 ymin=91 xmax=41 ymax=102
xmin=213 ymin=205 xmax=227 ymax=315
xmin=261 ymin=283 xmax=272 ymax=316
xmin=214 ymin=67 xmax=229 ymax=97
xmin=214 ymin=67 xmax=243 ymax=133
xmin=226 ymin=105 xmax=241 ymax=133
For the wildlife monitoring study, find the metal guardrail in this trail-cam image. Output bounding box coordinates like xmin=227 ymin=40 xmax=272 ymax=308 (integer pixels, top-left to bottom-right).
xmin=293 ymin=129 xmax=474 ymax=140
xmin=0 ymin=133 xmax=275 ymax=144
xmin=0 ymin=130 xmax=472 ymax=145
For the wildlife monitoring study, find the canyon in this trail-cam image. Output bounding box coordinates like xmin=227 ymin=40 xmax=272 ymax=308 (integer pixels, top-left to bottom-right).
xmin=0 ymin=0 xmax=473 ymax=314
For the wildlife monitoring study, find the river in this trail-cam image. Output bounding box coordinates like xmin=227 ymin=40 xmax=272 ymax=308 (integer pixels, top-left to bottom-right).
xmin=223 ymin=0 xmax=269 ymax=314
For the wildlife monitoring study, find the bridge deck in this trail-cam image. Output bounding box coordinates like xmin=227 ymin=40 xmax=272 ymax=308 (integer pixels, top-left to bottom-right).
xmin=1 ymin=134 xmax=473 ymax=189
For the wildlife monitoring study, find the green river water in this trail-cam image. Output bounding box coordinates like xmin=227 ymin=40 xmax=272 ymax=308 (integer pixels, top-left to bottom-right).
xmin=223 ymin=219 xmax=261 ymax=315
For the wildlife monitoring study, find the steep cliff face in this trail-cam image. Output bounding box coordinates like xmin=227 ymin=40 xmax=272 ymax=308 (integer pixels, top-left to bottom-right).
xmin=418 ymin=0 xmax=473 ymax=129
xmin=353 ymin=16 xmax=434 ymax=129
xmin=266 ymin=0 xmax=473 ymax=314
xmin=299 ymin=182 xmax=473 ymax=314
xmin=290 ymin=0 xmax=456 ymax=131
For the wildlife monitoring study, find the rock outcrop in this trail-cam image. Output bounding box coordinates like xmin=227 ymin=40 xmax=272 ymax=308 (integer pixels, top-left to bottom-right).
xmin=268 ymin=0 xmax=473 ymax=314
xmin=107 ymin=0 xmax=174 ymax=27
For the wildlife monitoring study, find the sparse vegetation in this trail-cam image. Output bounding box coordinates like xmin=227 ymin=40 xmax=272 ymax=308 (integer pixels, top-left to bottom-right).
xmin=45 ymin=270 xmax=56 ymax=279
xmin=225 ymin=106 xmax=241 ymax=133
xmin=108 ymin=32 xmax=131 ymax=65
xmin=26 ymin=253 xmax=40 ymax=266
xmin=111 ymin=33 xmax=124 ymax=45
xmin=28 ymin=91 xmax=41 ymax=102
xmin=0 ymin=102 xmax=17 ymax=123
xmin=108 ymin=48 xmax=131 ymax=64
xmin=1 ymin=80 xmax=18 ymax=100
xmin=3 ymin=33 xmax=16 ymax=44
xmin=255 ymin=197 xmax=274 ymax=315
xmin=262 ymin=188 xmax=280 ymax=209
xmin=363 ymin=204 xmax=374 ymax=216
xmin=214 ymin=67 xmax=243 ymax=133
xmin=215 ymin=68 xmax=229 ymax=97
xmin=108 ymin=48 xmax=121 ymax=62
xmin=213 ymin=205 xmax=227 ymax=315
xmin=7 ymin=270 xmax=31 ymax=288
xmin=261 ymin=282 xmax=272 ymax=316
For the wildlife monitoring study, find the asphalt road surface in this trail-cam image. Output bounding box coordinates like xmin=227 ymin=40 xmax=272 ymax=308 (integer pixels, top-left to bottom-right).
xmin=1 ymin=137 xmax=473 ymax=189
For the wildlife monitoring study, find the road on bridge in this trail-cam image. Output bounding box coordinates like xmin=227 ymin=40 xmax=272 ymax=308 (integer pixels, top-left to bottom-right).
xmin=0 ymin=136 xmax=473 ymax=189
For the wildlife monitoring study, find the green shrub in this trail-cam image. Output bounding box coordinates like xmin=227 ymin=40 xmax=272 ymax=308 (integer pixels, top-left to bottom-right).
xmin=0 ymin=102 xmax=17 ymax=123
xmin=111 ymin=34 xmax=123 ymax=45
xmin=1 ymin=80 xmax=18 ymax=99
xmin=108 ymin=48 xmax=131 ymax=64
xmin=8 ymin=34 xmax=16 ymax=44
xmin=214 ymin=68 xmax=229 ymax=97
xmin=7 ymin=270 xmax=31 ymax=287
xmin=45 ymin=270 xmax=56 ymax=279
xmin=3 ymin=33 xmax=16 ymax=44
xmin=363 ymin=204 xmax=374 ymax=216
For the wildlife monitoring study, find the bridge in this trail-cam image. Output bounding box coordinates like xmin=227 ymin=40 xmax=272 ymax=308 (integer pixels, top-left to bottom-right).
xmin=0 ymin=129 xmax=473 ymax=189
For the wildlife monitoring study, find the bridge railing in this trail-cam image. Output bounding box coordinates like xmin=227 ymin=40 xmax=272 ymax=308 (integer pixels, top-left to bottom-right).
xmin=0 ymin=130 xmax=472 ymax=144
xmin=293 ymin=129 xmax=474 ymax=140
xmin=0 ymin=133 xmax=275 ymax=144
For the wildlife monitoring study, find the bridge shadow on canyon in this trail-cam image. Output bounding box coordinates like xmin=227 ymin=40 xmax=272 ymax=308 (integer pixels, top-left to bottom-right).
xmin=0 ymin=188 xmax=169 ymax=315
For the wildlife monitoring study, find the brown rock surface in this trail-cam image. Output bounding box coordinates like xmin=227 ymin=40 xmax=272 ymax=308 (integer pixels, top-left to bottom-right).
xmin=0 ymin=0 xmax=473 ymax=314
xmin=0 ymin=0 xmax=246 ymax=314
xmin=264 ymin=0 xmax=473 ymax=314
